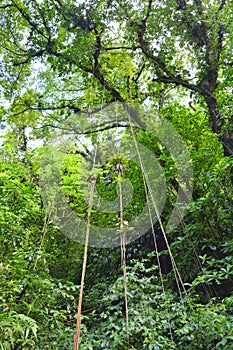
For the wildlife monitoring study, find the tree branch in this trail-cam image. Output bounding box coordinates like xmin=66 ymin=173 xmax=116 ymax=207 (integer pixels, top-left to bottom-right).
xmin=12 ymin=0 xmax=49 ymax=40
xmin=218 ymin=0 xmax=226 ymax=12
xmin=103 ymin=46 xmax=140 ymax=51
xmin=133 ymin=63 xmax=145 ymax=83
xmin=32 ymin=121 xmax=130 ymax=135
xmin=144 ymin=0 xmax=153 ymax=23
xmin=78 ymin=121 xmax=130 ymax=135
xmin=0 ymin=4 xmax=15 ymax=9
xmin=12 ymin=49 xmax=46 ymax=66
xmin=194 ymin=0 xmax=204 ymax=15
xmin=93 ymin=28 xmax=101 ymax=71
xmin=31 ymin=0 xmax=51 ymax=36
xmin=153 ymin=76 xmax=202 ymax=94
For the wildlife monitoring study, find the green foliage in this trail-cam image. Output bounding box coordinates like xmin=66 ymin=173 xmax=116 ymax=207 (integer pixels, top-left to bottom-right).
xmin=0 ymin=0 xmax=233 ymax=349
xmin=77 ymin=259 xmax=233 ymax=349
xmin=0 ymin=311 xmax=38 ymax=349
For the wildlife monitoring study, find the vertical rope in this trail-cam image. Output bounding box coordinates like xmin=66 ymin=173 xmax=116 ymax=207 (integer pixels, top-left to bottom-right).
xmin=125 ymin=107 xmax=188 ymax=300
xmin=17 ymin=211 xmax=51 ymax=301
xmin=32 ymin=212 xmax=50 ymax=271
xmin=144 ymin=185 xmax=173 ymax=340
xmin=73 ymin=178 xmax=96 ymax=350
xmin=118 ymin=179 xmax=130 ymax=348
xmin=74 ymin=77 xmax=101 ymax=350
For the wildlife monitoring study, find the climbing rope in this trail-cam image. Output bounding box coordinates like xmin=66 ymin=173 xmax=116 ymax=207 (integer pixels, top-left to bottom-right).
xmin=32 ymin=211 xmax=51 ymax=271
xmin=118 ymin=176 xmax=130 ymax=347
xmin=73 ymin=175 xmax=96 ymax=350
xmin=145 ymin=193 xmax=173 ymax=341
xmin=73 ymin=79 xmax=100 ymax=350
xmin=124 ymin=105 xmax=188 ymax=301
xmin=73 ymin=100 xmax=192 ymax=348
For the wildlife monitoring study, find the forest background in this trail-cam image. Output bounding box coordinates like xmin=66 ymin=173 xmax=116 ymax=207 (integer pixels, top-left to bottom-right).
xmin=0 ymin=0 xmax=233 ymax=349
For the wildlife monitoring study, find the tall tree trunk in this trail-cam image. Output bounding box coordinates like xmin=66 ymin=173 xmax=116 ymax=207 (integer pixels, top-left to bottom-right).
xmin=204 ymin=94 xmax=233 ymax=157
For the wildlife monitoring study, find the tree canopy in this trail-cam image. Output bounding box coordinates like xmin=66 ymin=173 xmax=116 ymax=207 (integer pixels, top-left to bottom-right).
xmin=1 ymin=0 xmax=233 ymax=153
